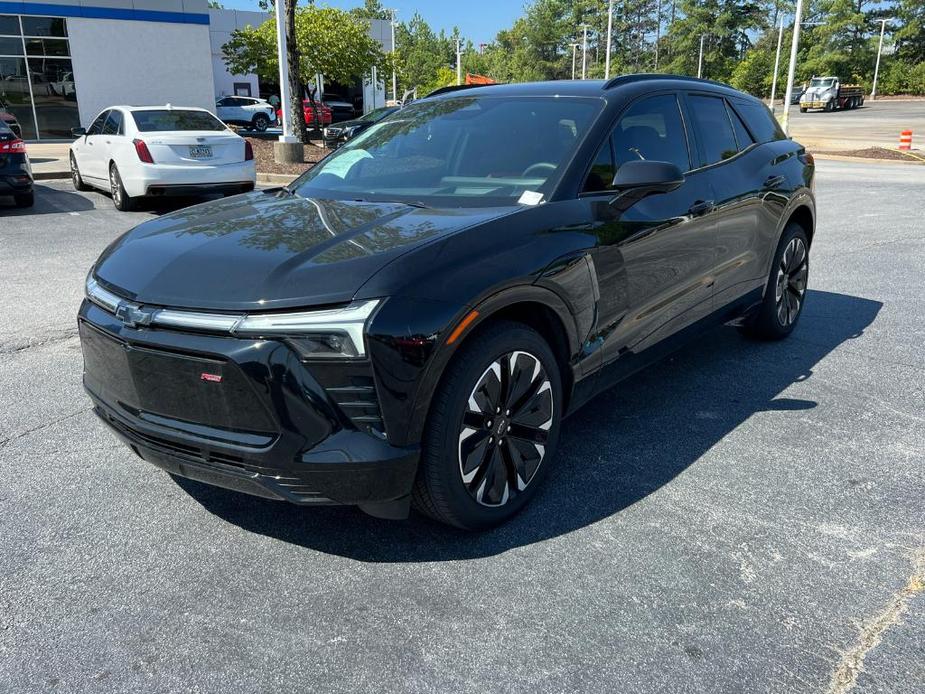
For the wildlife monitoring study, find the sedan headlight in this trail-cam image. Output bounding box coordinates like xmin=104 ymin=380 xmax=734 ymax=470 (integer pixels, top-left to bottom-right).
xmin=233 ymin=299 xmax=380 ymax=358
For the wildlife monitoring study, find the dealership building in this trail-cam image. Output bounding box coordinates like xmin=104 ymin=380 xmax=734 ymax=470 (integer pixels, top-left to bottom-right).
xmin=0 ymin=1 xmax=390 ymax=141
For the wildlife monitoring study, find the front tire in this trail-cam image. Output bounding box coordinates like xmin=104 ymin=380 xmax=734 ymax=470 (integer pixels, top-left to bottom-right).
xmin=109 ymin=163 xmax=135 ymax=211
xmin=413 ymin=321 xmax=563 ymax=530
xmin=741 ymin=223 xmax=809 ymax=340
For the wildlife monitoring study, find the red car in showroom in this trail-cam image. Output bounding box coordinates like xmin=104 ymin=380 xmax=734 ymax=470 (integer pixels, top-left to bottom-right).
xmin=276 ymin=101 xmax=333 ymax=127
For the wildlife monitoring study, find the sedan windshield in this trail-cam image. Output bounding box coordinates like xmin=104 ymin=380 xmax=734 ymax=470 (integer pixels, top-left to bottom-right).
xmin=290 ymin=96 xmax=602 ymax=206
xmin=132 ymin=110 xmax=227 ymax=132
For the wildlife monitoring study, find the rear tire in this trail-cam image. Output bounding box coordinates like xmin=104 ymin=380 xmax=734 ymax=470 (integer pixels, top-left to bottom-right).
xmin=14 ymin=192 xmax=34 ymax=208
xmin=740 ymin=223 xmax=809 ymax=340
xmin=109 ymin=163 xmax=135 ymax=211
xmin=252 ymin=113 xmax=270 ymax=132
xmin=412 ymin=320 xmax=563 ymax=530
xmin=70 ymin=153 xmax=89 ymax=191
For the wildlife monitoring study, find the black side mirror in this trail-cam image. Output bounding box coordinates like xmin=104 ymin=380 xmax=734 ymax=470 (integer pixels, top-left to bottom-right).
xmin=71 ymin=127 xmax=86 ymax=137
xmin=609 ymin=160 xmax=685 ymax=213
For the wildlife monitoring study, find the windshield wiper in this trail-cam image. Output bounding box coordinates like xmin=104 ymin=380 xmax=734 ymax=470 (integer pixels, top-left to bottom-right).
xmin=352 ymin=198 xmax=431 ymax=209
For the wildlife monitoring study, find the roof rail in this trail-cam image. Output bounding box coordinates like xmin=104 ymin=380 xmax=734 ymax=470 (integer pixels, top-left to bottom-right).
xmin=423 ymin=83 xmax=503 ymax=98
xmin=602 ymin=73 xmax=731 ymax=91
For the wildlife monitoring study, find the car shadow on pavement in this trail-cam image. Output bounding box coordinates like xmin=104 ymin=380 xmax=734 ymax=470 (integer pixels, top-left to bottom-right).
xmin=173 ymin=289 xmax=882 ymax=562
xmin=0 ymin=184 xmax=95 ymax=216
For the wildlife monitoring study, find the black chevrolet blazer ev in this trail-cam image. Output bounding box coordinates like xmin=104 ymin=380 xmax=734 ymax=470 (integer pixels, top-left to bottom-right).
xmin=79 ymin=76 xmax=815 ymax=529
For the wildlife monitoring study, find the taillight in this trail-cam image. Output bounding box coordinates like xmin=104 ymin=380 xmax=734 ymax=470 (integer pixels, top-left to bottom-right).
xmin=0 ymin=138 xmax=25 ymax=153
xmin=133 ymin=138 xmax=154 ymax=164
xmin=244 ymin=140 xmax=254 ymax=161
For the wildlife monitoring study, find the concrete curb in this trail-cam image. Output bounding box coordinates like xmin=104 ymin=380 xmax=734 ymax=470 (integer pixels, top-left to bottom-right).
xmin=812 ymin=153 xmax=925 ymax=165
xmin=256 ymin=172 xmax=300 ymax=185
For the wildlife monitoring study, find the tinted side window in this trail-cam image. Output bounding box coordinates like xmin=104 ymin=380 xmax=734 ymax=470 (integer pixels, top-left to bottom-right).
xmin=613 ymin=94 xmax=690 ymax=172
xmin=583 ymin=138 xmax=615 ymax=193
xmin=731 ymin=99 xmax=785 ymax=144
xmin=87 ymin=110 xmax=108 ymax=135
xmin=725 ymin=100 xmax=754 ymax=150
xmin=102 ymin=110 xmax=122 ymax=135
xmin=688 ymin=94 xmax=738 ymax=165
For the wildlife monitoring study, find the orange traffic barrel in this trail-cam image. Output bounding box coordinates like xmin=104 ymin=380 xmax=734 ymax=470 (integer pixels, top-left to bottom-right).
xmin=899 ymin=130 xmax=913 ymax=151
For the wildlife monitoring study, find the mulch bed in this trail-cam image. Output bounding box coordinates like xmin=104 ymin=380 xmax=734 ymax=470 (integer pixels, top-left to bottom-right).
xmin=245 ymin=136 xmax=331 ymax=177
xmin=815 ymin=147 xmax=924 ymax=162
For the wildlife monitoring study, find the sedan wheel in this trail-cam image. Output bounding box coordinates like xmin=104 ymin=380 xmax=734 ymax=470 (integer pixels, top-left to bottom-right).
xmin=413 ymin=320 xmax=562 ymax=529
xmin=109 ymin=163 xmax=135 ymax=211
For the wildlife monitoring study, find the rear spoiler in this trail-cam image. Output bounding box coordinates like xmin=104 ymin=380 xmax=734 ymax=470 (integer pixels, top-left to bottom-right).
xmin=423 ymin=83 xmax=503 ymax=99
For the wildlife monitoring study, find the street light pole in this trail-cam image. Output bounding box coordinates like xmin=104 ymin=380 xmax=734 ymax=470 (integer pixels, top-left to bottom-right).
xmin=604 ymin=0 xmax=614 ymax=79
xmin=654 ymin=0 xmax=661 ymax=70
xmin=570 ymin=43 xmax=579 ymax=80
xmin=769 ymin=17 xmax=784 ymax=112
xmin=456 ymin=38 xmax=462 ymax=85
xmin=581 ymin=24 xmax=589 ymax=79
xmin=389 ymin=9 xmax=398 ymax=103
xmin=781 ymin=0 xmax=805 ymax=135
xmin=872 ymin=18 xmax=888 ymax=100
xmin=697 ymin=34 xmax=705 ymax=78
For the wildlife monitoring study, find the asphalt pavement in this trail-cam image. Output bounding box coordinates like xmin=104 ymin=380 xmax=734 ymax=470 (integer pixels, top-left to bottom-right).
xmin=1 ymin=164 xmax=923 ymax=693
xmin=787 ymin=99 xmax=925 ymax=150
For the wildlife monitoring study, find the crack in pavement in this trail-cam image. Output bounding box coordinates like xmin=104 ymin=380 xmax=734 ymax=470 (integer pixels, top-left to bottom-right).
xmin=826 ymin=548 xmax=925 ymax=694
xmin=0 ymin=330 xmax=79 ymax=356
xmin=0 ymin=407 xmax=92 ymax=449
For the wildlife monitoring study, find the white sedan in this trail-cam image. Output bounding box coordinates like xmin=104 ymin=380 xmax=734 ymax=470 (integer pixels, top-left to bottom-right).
xmin=69 ymin=105 xmax=256 ymax=211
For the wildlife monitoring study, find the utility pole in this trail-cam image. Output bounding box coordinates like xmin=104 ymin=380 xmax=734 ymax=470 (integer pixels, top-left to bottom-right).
xmin=781 ymin=0 xmax=805 ymax=135
xmin=389 ymin=8 xmax=398 ymax=103
xmin=655 ymin=0 xmax=662 ymax=70
xmin=604 ymin=0 xmax=614 ymax=79
xmin=570 ymin=43 xmax=579 ymax=80
xmin=769 ymin=17 xmax=784 ymax=112
xmin=697 ymin=34 xmax=705 ymax=78
xmin=871 ymin=18 xmax=889 ymax=100
xmin=581 ymin=24 xmax=589 ymax=79
xmin=456 ymin=38 xmax=462 ymax=85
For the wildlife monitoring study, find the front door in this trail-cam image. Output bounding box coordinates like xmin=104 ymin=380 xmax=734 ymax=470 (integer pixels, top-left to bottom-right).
xmin=579 ymin=93 xmax=718 ymax=385
xmin=76 ymin=109 xmax=109 ymax=182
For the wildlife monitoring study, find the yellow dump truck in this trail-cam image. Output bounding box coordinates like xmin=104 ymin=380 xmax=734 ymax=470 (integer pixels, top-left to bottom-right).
xmin=799 ymin=76 xmax=865 ymax=112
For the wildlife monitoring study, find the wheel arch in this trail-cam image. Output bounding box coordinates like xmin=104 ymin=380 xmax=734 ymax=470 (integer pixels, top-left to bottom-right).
xmin=403 ymin=285 xmax=582 ymax=446
xmin=786 ymin=203 xmax=815 ymax=247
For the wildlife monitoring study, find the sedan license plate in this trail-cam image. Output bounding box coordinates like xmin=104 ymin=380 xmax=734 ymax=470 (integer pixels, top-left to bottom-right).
xmin=189 ymin=145 xmax=212 ymax=159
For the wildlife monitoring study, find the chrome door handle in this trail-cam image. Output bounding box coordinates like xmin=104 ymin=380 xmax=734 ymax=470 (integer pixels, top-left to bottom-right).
xmin=688 ymin=200 xmax=714 ymax=216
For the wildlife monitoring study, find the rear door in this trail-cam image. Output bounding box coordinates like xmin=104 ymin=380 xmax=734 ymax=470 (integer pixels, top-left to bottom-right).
xmin=130 ymin=109 xmax=243 ymax=166
xmin=581 ymin=92 xmax=718 ymax=382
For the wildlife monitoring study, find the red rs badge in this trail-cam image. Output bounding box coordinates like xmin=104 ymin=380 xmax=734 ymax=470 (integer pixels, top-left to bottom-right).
xmin=200 ymin=373 xmax=222 ymax=383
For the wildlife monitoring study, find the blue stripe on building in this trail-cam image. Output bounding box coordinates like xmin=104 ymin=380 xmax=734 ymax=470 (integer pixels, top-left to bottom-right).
xmin=0 ymin=2 xmax=210 ymax=25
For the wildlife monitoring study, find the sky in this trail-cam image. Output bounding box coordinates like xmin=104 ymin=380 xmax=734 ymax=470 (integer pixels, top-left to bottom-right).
xmin=220 ymin=0 xmax=524 ymax=47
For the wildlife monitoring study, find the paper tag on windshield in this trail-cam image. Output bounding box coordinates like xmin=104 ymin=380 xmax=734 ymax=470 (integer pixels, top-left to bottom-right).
xmin=518 ymin=190 xmax=544 ymax=206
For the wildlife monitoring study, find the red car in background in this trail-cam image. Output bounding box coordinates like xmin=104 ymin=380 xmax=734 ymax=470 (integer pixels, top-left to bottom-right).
xmin=276 ymin=101 xmax=333 ymax=127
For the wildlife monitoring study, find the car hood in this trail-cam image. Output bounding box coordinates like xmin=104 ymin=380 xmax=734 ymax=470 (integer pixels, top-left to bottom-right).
xmin=92 ymin=190 xmax=514 ymax=311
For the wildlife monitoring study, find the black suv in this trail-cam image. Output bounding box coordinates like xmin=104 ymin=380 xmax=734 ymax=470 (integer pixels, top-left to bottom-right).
xmin=0 ymin=119 xmax=33 ymax=208
xmin=79 ymin=76 xmax=815 ymax=529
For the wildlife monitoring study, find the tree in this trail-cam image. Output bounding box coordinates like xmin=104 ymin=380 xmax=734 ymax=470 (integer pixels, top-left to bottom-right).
xmin=352 ymin=0 xmax=390 ymax=21
xmin=222 ymin=5 xmax=387 ymax=139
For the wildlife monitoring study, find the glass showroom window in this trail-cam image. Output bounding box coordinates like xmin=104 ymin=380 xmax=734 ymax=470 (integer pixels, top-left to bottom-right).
xmin=0 ymin=14 xmax=80 ymax=140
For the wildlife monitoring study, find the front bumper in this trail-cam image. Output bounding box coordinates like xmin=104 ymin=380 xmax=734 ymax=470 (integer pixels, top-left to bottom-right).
xmin=0 ymin=173 xmax=32 ymax=194
xmin=78 ymin=300 xmax=419 ymax=517
xmin=800 ymin=101 xmax=828 ymax=109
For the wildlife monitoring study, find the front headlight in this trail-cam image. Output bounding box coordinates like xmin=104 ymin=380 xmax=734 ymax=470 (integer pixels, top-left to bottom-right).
xmin=233 ymin=299 xmax=380 ymax=358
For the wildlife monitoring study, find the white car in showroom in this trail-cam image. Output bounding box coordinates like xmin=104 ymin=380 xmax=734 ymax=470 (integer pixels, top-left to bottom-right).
xmin=69 ymin=105 xmax=256 ymax=211
xmin=215 ymin=95 xmax=277 ymax=131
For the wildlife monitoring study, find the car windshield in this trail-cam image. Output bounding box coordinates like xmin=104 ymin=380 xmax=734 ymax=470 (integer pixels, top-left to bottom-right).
xmin=289 ymin=95 xmax=601 ymax=207
xmin=132 ymin=110 xmax=227 ymax=132
xmin=810 ymin=78 xmax=835 ymax=88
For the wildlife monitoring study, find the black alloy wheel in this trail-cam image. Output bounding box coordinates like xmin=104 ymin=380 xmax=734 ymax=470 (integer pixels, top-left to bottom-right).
xmin=413 ymin=321 xmax=562 ymax=530
xmin=741 ymin=222 xmax=809 ymax=340
xmin=775 ymin=236 xmax=808 ymax=328
xmin=458 ymin=350 xmax=554 ymax=507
